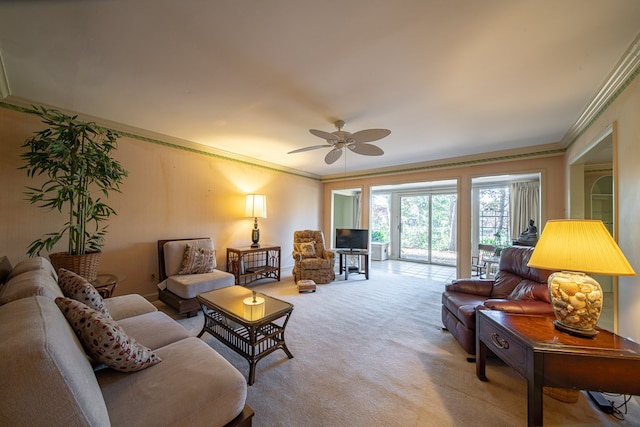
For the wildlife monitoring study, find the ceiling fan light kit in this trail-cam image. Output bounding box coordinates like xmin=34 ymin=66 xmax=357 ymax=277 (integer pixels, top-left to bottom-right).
xmin=288 ymin=120 xmax=391 ymax=164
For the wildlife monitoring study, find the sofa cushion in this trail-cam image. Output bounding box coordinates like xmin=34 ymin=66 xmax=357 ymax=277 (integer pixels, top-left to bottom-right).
xmin=97 ymin=337 xmax=247 ymax=427
xmin=163 ymin=238 xmax=214 ymax=277
xmin=0 ymin=268 xmax=64 ymax=305
xmin=441 ymin=290 xmax=486 ymax=330
xmin=178 ymin=244 xmax=216 ymax=274
xmin=166 ymin=269 xmax=235 ymax=299
xmin=58 ymin=268 xmax=111 ymax=318
xmin=117 ymin=311 xmax=191 ymax=350
xmin=0 ymin=256 xmax=12 ymax=284
xmin=6 ymin=256 xmax=58 ymax=282
xmin=507 ymin=280 xmax=551 ymax=303
xmin=55 ymin=297 xmax=161 ymax=372
xmin=498 ymin=245 xmax=553 ymax=283
xmin=490 ymin=271 xmax=522 ymax=298
xmin=298 ymin=257 xmax=332 ymax=270
xmin=294 ymin=241 xmax=317 ymax=258
xmin=0 ymin=296 xmax=110 ymax=426
xmin=104 ymin=294 xmax=158 ymax=321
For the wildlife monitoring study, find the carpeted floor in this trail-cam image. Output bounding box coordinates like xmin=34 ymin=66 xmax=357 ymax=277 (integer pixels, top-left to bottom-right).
xmin=157 ymin=265 xmax=640 ymax=427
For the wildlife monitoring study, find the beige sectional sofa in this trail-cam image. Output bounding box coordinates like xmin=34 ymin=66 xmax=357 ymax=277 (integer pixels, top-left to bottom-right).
xmin=0 ymin=256 xmax=253 ymax=427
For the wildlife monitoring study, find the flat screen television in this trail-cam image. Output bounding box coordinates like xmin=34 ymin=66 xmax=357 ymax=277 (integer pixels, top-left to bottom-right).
xmin=335 ymin=228 xmax=369 ymax=251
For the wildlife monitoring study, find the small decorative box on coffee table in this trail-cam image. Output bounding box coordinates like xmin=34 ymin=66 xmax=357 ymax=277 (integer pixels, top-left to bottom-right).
xmin=297 ymin=279 xmax=316 ymax=293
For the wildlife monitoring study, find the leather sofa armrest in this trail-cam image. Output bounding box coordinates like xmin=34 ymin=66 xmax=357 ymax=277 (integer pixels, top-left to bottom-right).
xmin=445 ymin=279 xmax=494 ymax=297
xmin=483 ymin=299 xmax=554 ymax=315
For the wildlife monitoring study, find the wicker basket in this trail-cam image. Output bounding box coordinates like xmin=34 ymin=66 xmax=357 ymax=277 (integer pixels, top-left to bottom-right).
xmin=544 ymin=387 xmax=580 ymax=403
xmin=49 ymin=251 xmax=101 ymax=282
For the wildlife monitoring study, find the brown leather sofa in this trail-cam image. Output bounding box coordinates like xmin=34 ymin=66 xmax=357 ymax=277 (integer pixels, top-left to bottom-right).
xmin=441 ymin=245 xmax=554 ymax=354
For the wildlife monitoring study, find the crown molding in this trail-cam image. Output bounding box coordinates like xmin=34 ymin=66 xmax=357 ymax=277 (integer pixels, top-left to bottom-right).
xmin=0 ymin=50 xmax=10 ymax=100
xmin=561 ymin=32 xmax=640 ymax=148
xmin=321 ymin=143 xmax=565 ymax=183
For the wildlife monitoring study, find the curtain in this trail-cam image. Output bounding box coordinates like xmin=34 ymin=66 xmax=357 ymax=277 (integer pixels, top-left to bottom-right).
xmin=510 ymin=182 xmax=539 ymax=240
xmin=354 ymin=192 xmax=361 ymax=228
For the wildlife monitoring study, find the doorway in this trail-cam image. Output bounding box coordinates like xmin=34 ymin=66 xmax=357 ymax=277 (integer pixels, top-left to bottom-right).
xmin=371 ymin=180 xmax=457 ymax=267
xmin=568 ymin=125 xmax=616 ymax=331
xmin=398 ymin=193 xmax=457 ymax=265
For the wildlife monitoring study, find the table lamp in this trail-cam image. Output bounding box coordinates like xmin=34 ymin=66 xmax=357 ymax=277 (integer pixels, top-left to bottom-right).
xmin=527 ymin=219 xmax=635 ymax=337
xmin=243 ymin=291 xmax=265 ymax=320
xmin=245 ymin=194 xmax=267 ymax=248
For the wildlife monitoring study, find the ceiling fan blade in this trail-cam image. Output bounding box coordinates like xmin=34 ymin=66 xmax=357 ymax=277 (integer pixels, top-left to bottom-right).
xmin=325 ymin=148 xmax=343 ymax=164
xmin=310 ymin=129 xmax=340 ymax=141
xmin=287 ymin=144 xmax=332 ymax=154
xmin=349 ymin=129 xmax=391 ymax=143
xmin=348 ymin=143 xmax=384 ymax=156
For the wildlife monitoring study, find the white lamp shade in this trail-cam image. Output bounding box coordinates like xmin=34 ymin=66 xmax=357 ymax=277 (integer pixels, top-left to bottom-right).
xmin=243 ymin=295 xmax=265 ymax=320
xmin=245 ymin=194 xmax=267 ymax=219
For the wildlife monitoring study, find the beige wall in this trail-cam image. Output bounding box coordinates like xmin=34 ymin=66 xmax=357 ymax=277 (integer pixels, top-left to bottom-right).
xmin=565 ymin=75 xmax=640 ymax=342
xmin=323 ymin=154 xmax=566 ymax=278
xmin=0 ymin=107 xmax=323 ymax=298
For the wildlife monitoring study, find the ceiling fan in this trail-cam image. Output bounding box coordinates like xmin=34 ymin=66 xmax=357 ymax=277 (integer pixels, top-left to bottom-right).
xmin=288 ymin=120 xmax=391 ymax=165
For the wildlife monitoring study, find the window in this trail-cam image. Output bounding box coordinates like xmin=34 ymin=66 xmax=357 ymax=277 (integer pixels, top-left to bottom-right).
xmin=478 ymin=186 xmax=510 ymax=247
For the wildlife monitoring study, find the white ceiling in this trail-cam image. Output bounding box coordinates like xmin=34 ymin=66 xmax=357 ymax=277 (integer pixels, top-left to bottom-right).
xmin=1 ymin=1 xmax=639 ymax=177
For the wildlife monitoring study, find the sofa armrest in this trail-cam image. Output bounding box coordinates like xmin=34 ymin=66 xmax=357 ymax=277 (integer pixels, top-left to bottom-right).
xmin=291 ymin=251 xmax=303 ymax=262
xmin=322 ymin=250 xmax=335 ymax=261
xmin=445 ymin=279 xmax=494 ymax=297
xmin=482 ymin=299 xmax=554 ymax=315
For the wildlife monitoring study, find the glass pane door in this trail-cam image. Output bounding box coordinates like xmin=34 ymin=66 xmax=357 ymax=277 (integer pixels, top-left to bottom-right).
xmin=431 ymin=194 xmax=457 ymax=266
xmin=399 ymin=195 xmax=430 ymax=261
xmin=399 ymin=193 xmax=457 ymax=266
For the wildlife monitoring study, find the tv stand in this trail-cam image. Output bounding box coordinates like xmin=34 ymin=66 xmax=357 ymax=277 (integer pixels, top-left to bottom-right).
xmin=337 ymin=250 xmax=369 ymax=280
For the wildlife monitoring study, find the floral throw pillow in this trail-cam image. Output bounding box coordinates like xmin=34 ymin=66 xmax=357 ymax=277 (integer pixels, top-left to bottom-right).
xmin=178 ymin=244 xmax=216 ymax=275
xmin=295 ymin=241 xmax=317 ymax=258
xmin=55 ymin=297 xmax=161 ymax=372
xmin=58 ymin=268 xmax=111 ymax=318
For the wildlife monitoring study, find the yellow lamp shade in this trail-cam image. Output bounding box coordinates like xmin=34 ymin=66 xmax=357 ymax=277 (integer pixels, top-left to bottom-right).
xmin=527 ymin=219 xmax=634 ymax=276
xmin=528 ymin=219 xmax=635 ymax=337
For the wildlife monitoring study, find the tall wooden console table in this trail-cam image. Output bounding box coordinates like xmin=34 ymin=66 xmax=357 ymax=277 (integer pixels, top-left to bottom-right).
xmin=476 ymin=310 xmax=640 ymax=426
xmin=227 ymin=245 xmax=281 ymax=286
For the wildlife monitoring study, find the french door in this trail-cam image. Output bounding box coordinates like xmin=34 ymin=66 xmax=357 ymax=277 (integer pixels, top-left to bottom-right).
xmin=398 ymin=192 xmax=457 ymax=265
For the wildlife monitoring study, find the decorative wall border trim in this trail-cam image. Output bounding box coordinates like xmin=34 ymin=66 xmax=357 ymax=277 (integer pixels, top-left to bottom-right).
xmin=0 ymin=101 xmax=320 ymax=181
xmin=321 ymin=148 xmax=565 ymax=183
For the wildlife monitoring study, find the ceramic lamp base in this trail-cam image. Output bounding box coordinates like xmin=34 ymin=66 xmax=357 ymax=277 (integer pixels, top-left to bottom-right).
xmin=251 ymin=227 xmax=260 ymax=248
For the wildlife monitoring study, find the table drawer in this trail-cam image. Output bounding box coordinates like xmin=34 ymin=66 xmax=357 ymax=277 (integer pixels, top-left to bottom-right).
xmin=478 ymin=317 xmax=527 ymax=376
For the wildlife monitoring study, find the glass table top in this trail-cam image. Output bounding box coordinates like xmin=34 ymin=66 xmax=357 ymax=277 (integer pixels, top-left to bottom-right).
xmin=198 ymin=286 xmax=292 ymax=323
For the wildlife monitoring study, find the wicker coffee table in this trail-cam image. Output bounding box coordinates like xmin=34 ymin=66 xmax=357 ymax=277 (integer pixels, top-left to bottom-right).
xmin=197 ymin=286 xmax=294 ymax=385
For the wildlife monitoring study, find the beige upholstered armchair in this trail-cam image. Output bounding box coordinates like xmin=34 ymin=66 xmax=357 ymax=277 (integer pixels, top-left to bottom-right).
xmin=292 ymin=230 xmax=335 ymax=284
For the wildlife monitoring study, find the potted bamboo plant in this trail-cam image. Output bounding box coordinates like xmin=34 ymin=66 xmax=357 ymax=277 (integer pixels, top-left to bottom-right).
xmin=21 ymin=106 xmax=128 ymax=280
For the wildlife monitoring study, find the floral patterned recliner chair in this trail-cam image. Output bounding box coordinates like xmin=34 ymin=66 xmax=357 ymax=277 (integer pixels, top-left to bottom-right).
xmin=292 ymin=230 xmax=336 ymax=284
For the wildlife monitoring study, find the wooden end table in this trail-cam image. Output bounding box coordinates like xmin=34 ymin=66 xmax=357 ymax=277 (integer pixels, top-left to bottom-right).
xmin=91 ymin=273 xmax=121 ymax=298
xmin=226 ymin=245 xmax=281 ymax=286
xmin=197 ymin=286 xmax=293 ymax=385
xmin=476 ymin=310 xmax=640 ymax=426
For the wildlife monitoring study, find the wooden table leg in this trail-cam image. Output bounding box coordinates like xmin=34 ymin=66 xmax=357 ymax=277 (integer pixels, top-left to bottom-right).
xmin=476 ymin=339 xmax=488 ymax=381
xmin=527 ymin=380 xmax=543 ymax=426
